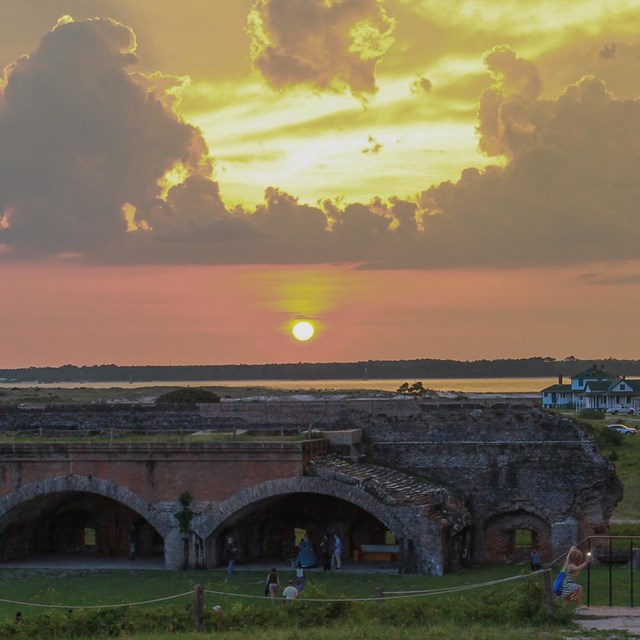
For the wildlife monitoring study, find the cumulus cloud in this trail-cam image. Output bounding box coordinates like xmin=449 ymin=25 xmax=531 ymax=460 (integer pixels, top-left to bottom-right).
xmin=417 ymin=47 xmax=640 ymax=267
xmin=476 ymin=45 xmax=543 ymax=158
xmin=246 ymin=0 xmax=396 ymax=97
xmin=2 ymin=19 xmax=640 ymax=271
xmin=0 ymin=16 xmax=209 ymax=256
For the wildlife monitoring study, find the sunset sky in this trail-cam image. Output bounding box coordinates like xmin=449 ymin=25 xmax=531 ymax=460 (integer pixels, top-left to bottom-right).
xmin=1 ymin=0 xmax=640 ymax=368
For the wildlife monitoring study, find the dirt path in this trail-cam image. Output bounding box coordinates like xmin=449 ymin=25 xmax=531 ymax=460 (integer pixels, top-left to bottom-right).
xmin=575 ymin=607 xmax=640 ymax=636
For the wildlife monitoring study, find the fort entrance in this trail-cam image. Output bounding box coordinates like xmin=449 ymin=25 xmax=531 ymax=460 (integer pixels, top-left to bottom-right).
xmin=211 ymin=492 xmax=393 ymax=567
xmin=0 ymin=490 xmax=162 ymax=562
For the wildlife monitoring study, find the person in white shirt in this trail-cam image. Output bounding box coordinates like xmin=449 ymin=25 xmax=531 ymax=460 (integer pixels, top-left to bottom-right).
xmin=282 ymin=580 xmax=298 ymax=603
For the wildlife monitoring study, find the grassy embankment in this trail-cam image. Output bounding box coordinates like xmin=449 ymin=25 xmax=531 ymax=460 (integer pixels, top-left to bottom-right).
xmin=1 ymin=562 xmax=638 ymax=638
xmin=572 ymin=412 xmax=640 ymax=523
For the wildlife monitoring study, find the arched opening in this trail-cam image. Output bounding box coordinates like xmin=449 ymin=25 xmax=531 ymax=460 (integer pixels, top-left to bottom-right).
xmin=483 ymin=510 xmax=550 ymax=565
xmin=0 ymin=492 xmax=163 ymax=564
xmin=212 ymin=492 xmax=401 ymax=568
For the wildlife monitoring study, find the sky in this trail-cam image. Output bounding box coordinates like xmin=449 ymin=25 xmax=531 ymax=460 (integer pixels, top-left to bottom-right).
xmin=1 ymin=0 xmax=640 ymax=368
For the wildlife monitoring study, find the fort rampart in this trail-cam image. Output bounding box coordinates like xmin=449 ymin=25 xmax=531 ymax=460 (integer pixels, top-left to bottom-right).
xmin=0 ymin=399 xmax=620 ymax=574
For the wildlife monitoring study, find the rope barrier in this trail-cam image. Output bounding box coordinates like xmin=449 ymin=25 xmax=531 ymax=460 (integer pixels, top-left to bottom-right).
xmin=204 ymin=571 xmax=541 ymax=603
xmin=0 ymin=570 xmax=544 ymax=610
xmin=0 ymin=590 xmax=193 ymax=610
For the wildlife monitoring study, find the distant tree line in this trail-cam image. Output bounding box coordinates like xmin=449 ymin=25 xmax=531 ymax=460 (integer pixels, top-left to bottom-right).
xmin=1 ymin=358 xmax=640 ymax=383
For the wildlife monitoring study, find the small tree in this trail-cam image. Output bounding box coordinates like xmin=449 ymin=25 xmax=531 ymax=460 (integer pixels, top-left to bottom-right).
xmin=174 ymin=491 xmax=194 ymax=570
xmin=409 ymin=381 xmax=425 ymax=395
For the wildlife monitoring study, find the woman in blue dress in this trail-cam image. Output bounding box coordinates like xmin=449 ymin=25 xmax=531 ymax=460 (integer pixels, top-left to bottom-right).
xmin=296 ymin=536 xmax=317 ymax=568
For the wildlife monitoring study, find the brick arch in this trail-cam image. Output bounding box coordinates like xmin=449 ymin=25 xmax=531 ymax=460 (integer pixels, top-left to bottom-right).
xmin=483 ymin=507 xmax=551 ymax=564
xmin=0 ymin=475 xmax=172 ymax=537
xmin=195 ymin=476 xmax=411 ymax=542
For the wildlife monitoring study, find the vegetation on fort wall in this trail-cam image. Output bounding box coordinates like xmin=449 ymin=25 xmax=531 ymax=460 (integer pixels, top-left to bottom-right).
xmin=576 ymin=413 xmax=640 ymax=520
xmin=155 ymin=388 xmax=220 ymax=404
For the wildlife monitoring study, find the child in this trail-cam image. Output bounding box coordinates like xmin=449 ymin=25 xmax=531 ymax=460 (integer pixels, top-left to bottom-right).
xmin=561 ymin=546 xmax=592 ymax=612
xmin=295 ymin=561 xmax=305 ymax=593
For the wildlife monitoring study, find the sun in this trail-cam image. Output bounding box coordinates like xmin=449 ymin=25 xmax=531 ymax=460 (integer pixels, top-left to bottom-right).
xmin=292 ymin=320 xmax=315 ymax=342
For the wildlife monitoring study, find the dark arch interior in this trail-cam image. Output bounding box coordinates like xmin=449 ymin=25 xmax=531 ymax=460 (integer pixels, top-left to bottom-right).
xmin=216 ymin=492 xmax=397 ymax=566
xmin=0 ymin=492 xmax=163 ymax=563
xmin=483 ymin=510 xmax=551 ymax=564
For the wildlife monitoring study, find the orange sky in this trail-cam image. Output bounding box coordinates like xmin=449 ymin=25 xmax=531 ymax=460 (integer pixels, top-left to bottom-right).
xmin=1 ymin=1 xmax=640 ymax=367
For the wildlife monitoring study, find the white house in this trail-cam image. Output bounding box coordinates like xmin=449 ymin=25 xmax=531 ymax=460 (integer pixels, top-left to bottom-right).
xmin=541 ymin=364 xmax=640 ymax=414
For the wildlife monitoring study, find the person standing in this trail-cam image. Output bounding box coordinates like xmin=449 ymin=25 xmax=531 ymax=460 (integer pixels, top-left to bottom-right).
xmin=320 ymin=534 xmax=331 ymax=571
xmin=224 ymin=537 xmax=238 ymax=576
xmin=128 ymin=525 xmax=138 ymax=561
xmin=295 ymin=561 xmax=305 ymax=593
xmin=530 ymin=547 xmax=542 ymax=571
xmin=296 ymin=536 xmax=316 ymax=568
xmin=332 ymin=533 xmax=342 ymax=570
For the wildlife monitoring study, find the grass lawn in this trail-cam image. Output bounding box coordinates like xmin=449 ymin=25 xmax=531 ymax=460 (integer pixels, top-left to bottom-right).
xmin=0 ymin=565 xmax=526 ymax=616
xmin=0 ymin=564 xmax=626 ymax=616
xmin=0 ymin=565 xmax=632 ymax=639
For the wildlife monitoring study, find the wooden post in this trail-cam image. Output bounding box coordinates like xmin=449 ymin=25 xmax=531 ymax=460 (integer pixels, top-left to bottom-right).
xmin=543 ymin=570 xmax=554 ymax=617
xmin=194 ymin=583 xmax=204 ymax=632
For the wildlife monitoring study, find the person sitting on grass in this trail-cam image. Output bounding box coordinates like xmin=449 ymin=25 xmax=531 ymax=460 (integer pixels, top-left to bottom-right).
xmin=560 ymin=546 xmax=592 ymax=612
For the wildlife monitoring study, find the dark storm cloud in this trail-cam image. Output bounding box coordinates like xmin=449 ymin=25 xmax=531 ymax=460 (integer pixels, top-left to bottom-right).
xmin=2 ymin=19 xmax=640 ymax=271
xmin=0 ymin=16 xmax=208 ymax=256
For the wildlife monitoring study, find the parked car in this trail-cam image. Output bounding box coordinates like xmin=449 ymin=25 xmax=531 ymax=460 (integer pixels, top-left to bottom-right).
xmin=608 ymin=406 xmax=637 ymax=415
xmin=607 ymin=424 xmax=637 ymax=435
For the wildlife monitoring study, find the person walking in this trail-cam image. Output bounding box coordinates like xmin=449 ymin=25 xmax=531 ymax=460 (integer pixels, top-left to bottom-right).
xmin=265 ymin=567 xmax=280 ymax=604
xmin=224 ymin=537 xmax=238 ymax=576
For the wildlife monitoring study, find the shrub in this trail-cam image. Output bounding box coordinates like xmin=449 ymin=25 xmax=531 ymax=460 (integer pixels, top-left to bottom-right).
xmin=155 ymin=389 xmax=220 ymax=404
xmin=594 ymin=426 xmax=623 ymax=449
xmin=578 ymin=408 xmax=605 ymax=419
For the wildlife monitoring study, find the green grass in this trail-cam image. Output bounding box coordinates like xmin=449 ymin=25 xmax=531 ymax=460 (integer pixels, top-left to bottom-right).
xmin=0 ymin=565 xmax=634 ymax=639
xmin=0 ymin=564 xmax=623 ymax=615
xmin=0 ymin=566 xmax=573 ymax=639
xmin=0 ymin=432 xmax=308 ymax=444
